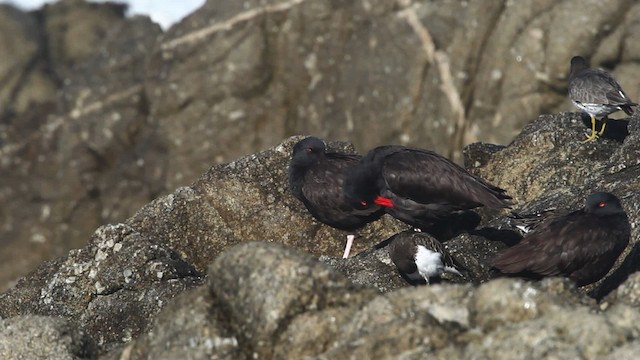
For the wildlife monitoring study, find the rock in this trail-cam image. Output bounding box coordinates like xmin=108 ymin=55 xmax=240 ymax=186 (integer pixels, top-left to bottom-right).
xmin=602 ymin=272 xmax=640 ymax=307
xmin=0 ymin=4 xmax=55 ymax=118
xmin=105 ymin=286 xmax=241 ymax=360
xmin=471 ymin=278 xmax=595 ymax=332
xmin=319 ymin=245 xmax=409 ymax=293
xmin=0 ymin=315 xmax=96 ymax=360
xmin=0 ymin=224 xmax=202 ymax=353
xmin=126 ymin=136 xmax=404 ymax=274
xmin=0 ymin=2 xmax=162 ymax=290
xmin=2 ymin=0 xmax=640 ymax=356
xmin=3 ymin=0 xmax=640 ymax=295
xmin=209 ymin=241 xmax=378 ymax=359
xmin=468 ymin=112 xmax=640 ymax=299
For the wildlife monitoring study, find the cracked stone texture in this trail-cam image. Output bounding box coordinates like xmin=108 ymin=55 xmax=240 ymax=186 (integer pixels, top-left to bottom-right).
xmin=106 ymin=242 xmax=640 ymax=359
xmin=3 ymin=0 xmax=640 ymax=292
xmin=0 ymin=223 xmax=203 ymax=354
xmin=1 ymin=109 xmax=640 ymax=356
xmin=0 ymin=315 xmax=97 ymax=360
xmin=0 ymin=1 xmax=163 ymax=291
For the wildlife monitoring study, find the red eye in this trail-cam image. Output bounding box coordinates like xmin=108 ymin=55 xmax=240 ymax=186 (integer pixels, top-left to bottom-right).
xmin=360 ymin=200 xmax=368 ymax=206
xmin=305 ymin=147 xmax=312 ymax=153
xmin=598 ymin=201 xmax=606 ymax=207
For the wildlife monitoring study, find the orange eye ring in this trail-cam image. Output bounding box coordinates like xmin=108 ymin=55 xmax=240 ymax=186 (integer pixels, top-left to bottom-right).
xmin=598 ymin=201 xmax=606 ymax=207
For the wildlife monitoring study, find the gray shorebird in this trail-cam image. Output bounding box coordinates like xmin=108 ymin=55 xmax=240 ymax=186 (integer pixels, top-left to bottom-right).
xmin=492 ymin=192 xmax=630 ymax=287
xmin=568 ymin=56 xmax=637 ymax=142
xmin=343 ymin=145 xmax=512 ymax=231
xmin=288 ymin=137 xmax=384 ymax=258
xmin=387 ymin=231 xmax=462 ymax=284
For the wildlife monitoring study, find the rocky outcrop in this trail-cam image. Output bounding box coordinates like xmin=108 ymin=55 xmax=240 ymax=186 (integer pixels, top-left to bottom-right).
xmin=0 ymin=316 xmax=96 ymax=360
xmin=3 ymin=0 xmax=640 ymax=291
xmin=1 ymin=108 xmax=640 ymax=356
xmin=1 ymin=0 xmax=640 ymax=357
xmin=104 ymin=242 xmax=639 ymax=359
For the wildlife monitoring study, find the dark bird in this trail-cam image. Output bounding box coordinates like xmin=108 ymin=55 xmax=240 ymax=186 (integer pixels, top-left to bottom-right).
xmin=492 ymin=192 xmax=630 ymax=287
xmin=508 ymin=208 xmax=558 ymax=234
xmin=288 ymin=137 xmax=385 ymax=258
xmin=343 ymin=145 xmax=512 ymax=231
xmin=568 ymin=56 xmax=637 ymax=142
xmin=387 ymin=231 xmax=462 ymax=284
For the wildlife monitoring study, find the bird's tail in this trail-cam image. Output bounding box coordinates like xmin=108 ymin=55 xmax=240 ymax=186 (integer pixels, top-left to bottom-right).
xmin=621 ymin=103 xmax=638 ymax=115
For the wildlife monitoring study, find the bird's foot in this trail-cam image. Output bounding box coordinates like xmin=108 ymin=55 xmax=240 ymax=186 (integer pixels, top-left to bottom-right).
xmin=582 ymin=131 xmax=599 ymax=142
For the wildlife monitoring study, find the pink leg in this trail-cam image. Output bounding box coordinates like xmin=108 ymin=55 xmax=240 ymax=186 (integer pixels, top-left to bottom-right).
xmin=342 ymin=234 xmax=355 ymax=258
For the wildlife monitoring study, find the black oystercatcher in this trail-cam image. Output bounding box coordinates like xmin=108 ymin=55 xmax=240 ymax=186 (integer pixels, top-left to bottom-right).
xmin=343 ymin=145 xmax=512 ymax=231
xmin=568 ymin=56 xmax=637 ymax=142
xmin=492 ymin=192 xmax=630 ymax=287
xmin=288 ymin=137 xmax=385 ymax=258
xmin=387 ymin=231 xmax=462 ymax=284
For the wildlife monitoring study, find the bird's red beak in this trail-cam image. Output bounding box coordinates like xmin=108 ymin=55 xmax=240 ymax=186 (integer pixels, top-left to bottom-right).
xmin=374 ymin=196 xmax=394 ymax=208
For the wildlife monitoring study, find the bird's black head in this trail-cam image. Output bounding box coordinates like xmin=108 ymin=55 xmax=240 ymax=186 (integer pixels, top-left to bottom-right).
xmin=584 ymin=192 xmax=625 ymax=216
xmin=570 ymin=56 xmax=589 ymax=74
xmin=291 ymin=137 xmax=326 ymax=168
xmin=344 ymin=161 xmax=380 ymax=210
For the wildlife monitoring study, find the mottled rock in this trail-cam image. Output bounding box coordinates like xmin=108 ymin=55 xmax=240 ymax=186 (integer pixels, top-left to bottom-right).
xmin=3 ymin=0 xmax=640 ymax=295
xmin=209 ymin=241 xmax=377 ymax=359
xmin=109 ymin=286 xmax=241 ymax=360
xmin=602 ymin=272 xmax=640 ymax=307
xmin=0 ymin=2 xmax=162 ymax=291
xmin=471 ymin=278 xmax=594 ymax=332
xmin=0 ymin=316 xmax=96 ymax=360
xmin=0 ymin=224 xmax=202 ymax=353
xmin=468 ymin=112 xmax=640 ymax=299
xmin=126 ymin=136 xmax=404 ymax=274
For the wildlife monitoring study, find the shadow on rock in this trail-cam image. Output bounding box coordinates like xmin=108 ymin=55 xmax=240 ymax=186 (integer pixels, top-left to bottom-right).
xmin=579 ymin=113 xmax=629 ymax=142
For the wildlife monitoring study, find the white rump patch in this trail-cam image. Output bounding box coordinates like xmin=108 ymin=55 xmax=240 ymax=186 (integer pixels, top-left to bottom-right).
xmin=414 ymin=245 xmax=445 ymax=282
xmin=412 ymin=245 xmax=462 ymax=283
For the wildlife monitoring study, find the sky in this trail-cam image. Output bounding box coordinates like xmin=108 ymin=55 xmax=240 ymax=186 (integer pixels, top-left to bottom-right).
xmin=3 ymin=0 xmax=206 ymax=29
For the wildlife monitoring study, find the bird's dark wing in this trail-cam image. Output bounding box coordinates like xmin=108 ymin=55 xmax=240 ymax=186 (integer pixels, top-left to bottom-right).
xmin=301 ymin=157 xmax=382 ymax=229
xmin=387 ymin=235 xmax=419 ymax=275
xmin=508 ymin=208 xmax=561 ymax=233
xmin=324 ymin=152 xmax=362 ymax=163
xmin=571 ymin=69 xmax=635 ymax=107
xmin=382 ymin=148 xmax=510 ymax=208
xmin=493 ymin=211 xmax=622 ymax=277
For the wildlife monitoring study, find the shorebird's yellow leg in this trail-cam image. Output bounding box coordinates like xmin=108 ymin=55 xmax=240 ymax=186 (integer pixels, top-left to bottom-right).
xmin=583 ymin=114 xmax=599 ymax=142
xmin=597 ymin=118 xmax=608 ymax=136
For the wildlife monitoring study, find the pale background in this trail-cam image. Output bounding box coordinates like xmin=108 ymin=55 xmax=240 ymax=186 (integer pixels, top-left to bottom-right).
xmin=3 ymin=0 xmax=206 ymax=29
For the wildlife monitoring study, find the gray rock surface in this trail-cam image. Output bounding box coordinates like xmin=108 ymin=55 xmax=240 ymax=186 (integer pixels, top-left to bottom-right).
xmin=104 ymin=242 xmax=640 ymax=359
xmin=1 ymin=106 xmax=640 ymax=357
xmin=3 ymin=0 xmax=640 ymax=292
xmin=1 ymin=0 xmax=640 ymax=358
xmin=0 ymin=315 xmax=96 ymax=360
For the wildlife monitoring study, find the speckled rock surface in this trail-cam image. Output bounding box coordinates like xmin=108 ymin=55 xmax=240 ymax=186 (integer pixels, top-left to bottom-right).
xmin=2 ymin=109 xmax=640 ymax=357
xmin=0 ymin=224 xmax=202 ymax=353
xmin=106 ymin=243 xmax=640 ymax=359
xmin=3 ymin=0 xmax=640 ymax=293
xmin=0 ymin=316 xmax=96 ymax=360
